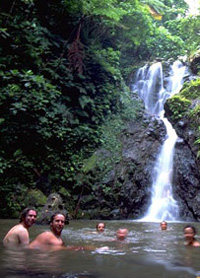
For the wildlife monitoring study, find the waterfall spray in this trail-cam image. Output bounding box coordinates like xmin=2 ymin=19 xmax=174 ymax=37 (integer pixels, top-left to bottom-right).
xmin=132 ymin=61 xmax=186 ymax=221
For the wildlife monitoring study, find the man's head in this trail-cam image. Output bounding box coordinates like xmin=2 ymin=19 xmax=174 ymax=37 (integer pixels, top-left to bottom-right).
xmin=20 ymin=207 xmax=37 ymax=228
xmin=96 ymin=222 xmax=106 ymax=232
xmin=116 ymin=228 xmax=128 ymax=241
xmin=184 ymin=225 xmax=196 ymax=242
xmin=160 ymin=221 xmax=167 ymax=230
xmin=50 ymin=212 xmax=66 ymax=236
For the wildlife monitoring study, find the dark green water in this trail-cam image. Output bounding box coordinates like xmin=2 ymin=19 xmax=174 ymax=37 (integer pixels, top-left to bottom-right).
xmin=0 ymin=219 xmax=200 ymax=278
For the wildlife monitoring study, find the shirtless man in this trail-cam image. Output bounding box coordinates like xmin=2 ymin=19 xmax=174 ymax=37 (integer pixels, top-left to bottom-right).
xmin=29 ymin=212 xmax=109 ymax=251
xmin=29 ymin=212 xmax=66 ymax=250
xmin=3 ymin=207 xmax=37 ymax=247
xmin=184 ymin=225 xmax=200 ymax=247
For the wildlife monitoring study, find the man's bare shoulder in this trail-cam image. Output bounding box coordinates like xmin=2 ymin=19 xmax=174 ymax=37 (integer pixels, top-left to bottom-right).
xmin=29 ymin=231 xmax=53 ymax=247
xmin=32 ymin=230 xmax=51 ymax=240
xmin=3 ymin=223 xmax=28 ymax=246
xmin=193 ymin=240 xmax=200 ymax=247
xmin=37 ymin=231 xmax=53 ymax=238
xmin=11 ymin=224 xmax=29 ymax=237
xmin=13 ymin=223 xmax=27 ymax=232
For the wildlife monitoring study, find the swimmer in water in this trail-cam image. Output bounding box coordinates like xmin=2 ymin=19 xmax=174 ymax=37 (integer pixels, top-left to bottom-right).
xmin=85 ymin=222 xmax=106 ymax=234
xmin=3 ymin=208 xmax=37 ymax=247
xmin=160 ymin=221 xmax=167 ymax=230
xmin=96 ymin=222 xmax=106 ymax=233
xmin=184 ymin=225 xmax=200 ymax=247
xmin=29 ymin=212 xmax=108 ymax=251
xmin=29 ymin=212 xmax=66 ymax=250
xmin=116 ymin=228 xmax=128 ymax=241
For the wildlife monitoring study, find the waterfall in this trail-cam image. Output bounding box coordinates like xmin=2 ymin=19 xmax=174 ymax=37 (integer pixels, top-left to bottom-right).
xmin=185 ymin=0 xmax=200 ymax=15
xmin=132 ymin=61 xmax=186 ymax=221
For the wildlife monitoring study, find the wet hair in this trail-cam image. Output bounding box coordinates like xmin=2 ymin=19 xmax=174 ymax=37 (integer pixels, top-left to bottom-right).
xmin=184 ymin=225 xmax=197 ymax=235
xmin=49 ymin=212 xmax=66 ymax=224
xmin=96 ymin=222 xmax=106 ymax=230
xmin=161 ymin=221 xmax=167 ymax=225
xmin=19 ymin=207 xmax=37 ymax=223
xmin=160 ymin=221 xmax=167 ymax=227
xmin=116 ymin=228 xmax=128 ymax=240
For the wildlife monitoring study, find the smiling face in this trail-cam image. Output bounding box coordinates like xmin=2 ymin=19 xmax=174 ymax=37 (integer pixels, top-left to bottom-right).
xmin=24 ymin=210 xmax=37 ymax=228
xmin=184 ymin=227 xmax=195 ymax=244
xmin=50 ymin=214 xmax=65 ymax=236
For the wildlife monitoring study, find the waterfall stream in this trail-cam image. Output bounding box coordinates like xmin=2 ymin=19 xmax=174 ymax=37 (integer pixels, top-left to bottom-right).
xmin=132 ymin=61 xmax=186 ymax=221
xmin=185 ymin=0 xmax=200 ymax=15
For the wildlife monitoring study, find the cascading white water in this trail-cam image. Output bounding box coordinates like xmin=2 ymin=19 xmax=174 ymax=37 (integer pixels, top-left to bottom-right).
xmin=132 ymin=61 xmax=186 ymax=221
xmin=185 ymin=0 xmax=199 ymax=15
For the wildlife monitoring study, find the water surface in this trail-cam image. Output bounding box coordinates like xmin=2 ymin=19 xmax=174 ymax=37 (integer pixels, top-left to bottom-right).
xmin=0 ymin=219 xmax=200 ymax=278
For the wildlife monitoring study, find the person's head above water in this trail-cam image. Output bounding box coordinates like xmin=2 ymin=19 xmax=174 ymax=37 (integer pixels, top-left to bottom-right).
xmin=96 ymin=222 xmax=106 ymax=232
xmin=183 ymin=225 xmax=200 ymax=246
xmin=29 ymin=212 xmax=66 ymax=250
xmin=160 ymin=221 xmax=167 ymax=230
xmin=49 ymin=212 xmax=66 ymax=236
xmin=116 ymin=228 xmax=128 ymax=241
xmin=3 ymin=207 xmax=37 ymax=247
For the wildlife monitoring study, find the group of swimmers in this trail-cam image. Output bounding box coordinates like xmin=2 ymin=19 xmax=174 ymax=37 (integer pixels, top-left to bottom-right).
xmin=2 ymin=207 xmax=200 ymax=249
xmin=2 ymin=208 xmax=107 ymax=251
xmin=160 ymin=220 xmax=200 ymax=246
xmin=94 ymin=222 xmax=129 ymax=241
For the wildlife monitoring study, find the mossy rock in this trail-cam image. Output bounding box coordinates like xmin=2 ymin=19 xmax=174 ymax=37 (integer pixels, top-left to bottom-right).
xmin=82 ymin=153 xmax=98 ymax=173
xmin=181 ymin=78 xmax=200 ymax=99
xmin=165 ymin=95 xmax=191 ymax=122
xmin=190 ymin=52 xmax=200 ymax=75
xmin=36 ymin=193 xmax=70 ymax=224
xmin=24 ymin=189 xmax=47 ymax=208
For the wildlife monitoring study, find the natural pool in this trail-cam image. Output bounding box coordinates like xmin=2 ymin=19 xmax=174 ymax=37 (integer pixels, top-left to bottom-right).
xmin=0 ymin=219 xmax=200 ymax=278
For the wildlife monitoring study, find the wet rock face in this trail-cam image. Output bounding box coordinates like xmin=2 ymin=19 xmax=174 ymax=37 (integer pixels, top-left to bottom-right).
xmin=164 ymin=93 xmax=200 ymax=221
xmin=81 ymin=110 xmax=200 ymax=221
xmin=173 ymin=141 xmax=200 ymax=220
xmin=172 ymin=119 xmax=200 ymax=221
xmin=80 ymin=113 xmax=167 ymax=220
xmin=100 ymin=113 xmax=200 ymax=221
xmin=116 ymin=112 xmax=200 ymax=221
xmin=115 ymin=114 xmax=167 ymax=219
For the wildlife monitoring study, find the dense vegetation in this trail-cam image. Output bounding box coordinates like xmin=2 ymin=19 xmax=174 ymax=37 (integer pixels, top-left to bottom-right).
xmin=0 ymin=0 xmax=199 ymax=218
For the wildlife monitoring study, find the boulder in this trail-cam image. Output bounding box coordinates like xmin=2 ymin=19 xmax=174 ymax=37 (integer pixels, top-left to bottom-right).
xmin=37 ymin=193 xmax=69 ymax=224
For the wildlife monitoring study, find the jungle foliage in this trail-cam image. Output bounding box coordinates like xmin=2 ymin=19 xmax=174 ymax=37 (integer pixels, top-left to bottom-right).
xmin=0 ymin=0 xmax=199 ymax=217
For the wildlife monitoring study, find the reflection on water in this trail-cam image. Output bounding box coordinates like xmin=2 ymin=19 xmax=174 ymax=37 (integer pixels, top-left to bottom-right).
xmin=0 ymin=220 xmax=200 ymax=278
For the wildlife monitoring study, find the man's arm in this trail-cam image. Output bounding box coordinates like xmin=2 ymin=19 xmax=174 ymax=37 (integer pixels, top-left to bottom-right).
xmin=18 ymin=228 xmax=29 ymax=245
